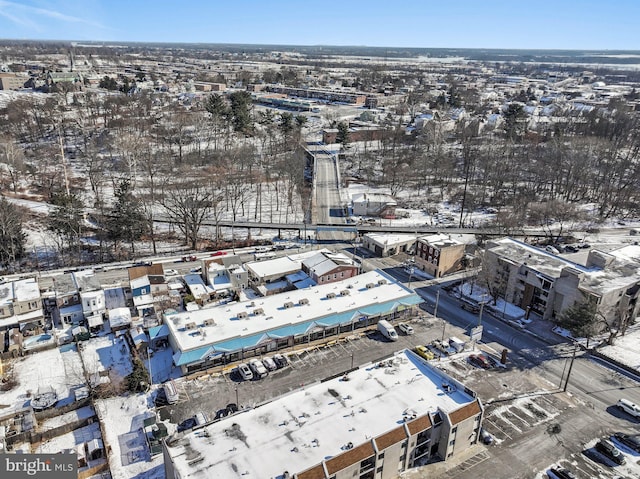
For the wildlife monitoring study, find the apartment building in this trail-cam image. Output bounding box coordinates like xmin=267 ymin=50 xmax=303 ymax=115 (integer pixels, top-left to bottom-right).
xmin=484 ymin=238 xmax=640 ymax=323
xmin=163 ymin=349 xmax=483 ymax=479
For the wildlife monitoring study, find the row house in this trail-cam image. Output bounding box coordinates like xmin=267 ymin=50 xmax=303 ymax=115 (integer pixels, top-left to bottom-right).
xmin=0 ymin=278 xmax=44 ymax=334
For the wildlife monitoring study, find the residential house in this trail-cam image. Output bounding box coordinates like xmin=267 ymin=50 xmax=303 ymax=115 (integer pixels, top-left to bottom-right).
xmin=0 ymin=278 xmax=44 ymax=334
xmin=352 ymin=192 xmax=397 ymax=218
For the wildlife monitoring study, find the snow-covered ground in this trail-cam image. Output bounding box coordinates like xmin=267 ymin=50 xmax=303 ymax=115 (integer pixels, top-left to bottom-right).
xmin=598 ymin=331 xmax=640 ymax=371
xmin=95 ymin=394 xmax=165 ymax=479
xmin=1 ymin=345 xmax=85 ymax=410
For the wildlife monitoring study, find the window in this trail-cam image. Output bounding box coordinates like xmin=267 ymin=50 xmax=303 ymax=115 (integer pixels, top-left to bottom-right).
xmin=449 ymin=439 xmax=455 ymax=446
xmin=377 ymin=453 xmax=384 ymax=459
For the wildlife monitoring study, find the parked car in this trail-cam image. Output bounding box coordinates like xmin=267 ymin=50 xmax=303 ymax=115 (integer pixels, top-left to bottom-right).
xmin=460 ymin=302 xmax=480 ymax=313
xmin=414 ymin=345 xmax=435 ymax=361
xmin=211 ymin=251 xmax=227 ymax=257
xmin=262 ymin=356 xmax=278 ymax=371
xmin=177 ymin=416 xmax=197 ymax=432
xmin=164 ymin=268 xmax=179 ymax=276
xmin=548 ymin=467 xmax=577 ymax=479
xmin=509 ymin=318 xmax=527 ymax=329
xmin=616 ymin=398 xmax=640 ymax=419
xmin=545 ymin=245 xmax=560 ymax=254
xmin=564 ymin=245 xmax=579 ymax=253
xmin=469 ymin=354 xmax=491 ymax=369
xmin=273 ymin=354 xmax=288 ymax=368
xmin=431 ymin=339 xmax=452 ymax=356
xmin=595 ymin=438 xmax=625 ymax=465
xmin=479 ymin=428 xmax=493 ymax=445
xmin=398 ymin=323 xmax=414 ymax=335
xmin=237 ymin=363 xmax=253 ymax=381
xmin=612 ymin=432 xmax=640 ymax=453
xmin=190 ymin=266 xmax=202 ymax=273
xmin=249 ymin=359 xmax=268 ymax=379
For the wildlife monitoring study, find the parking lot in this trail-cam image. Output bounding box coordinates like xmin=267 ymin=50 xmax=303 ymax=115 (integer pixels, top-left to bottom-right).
xmin=154 ymin=314 xmax=640 ymax=479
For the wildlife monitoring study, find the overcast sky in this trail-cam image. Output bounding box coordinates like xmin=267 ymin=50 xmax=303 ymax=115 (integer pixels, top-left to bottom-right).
xmin=1 ymin=0 xmax=638 ymax=50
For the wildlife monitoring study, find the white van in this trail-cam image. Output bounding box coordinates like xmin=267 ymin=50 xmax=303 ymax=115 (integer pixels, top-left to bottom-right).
xmin=449 ymin=337 xmax=466 ymax=353
xmin=377 ymin=320 xmax=398 ymax=341
xmin=163 ymin=380 xmax=179 ymax=405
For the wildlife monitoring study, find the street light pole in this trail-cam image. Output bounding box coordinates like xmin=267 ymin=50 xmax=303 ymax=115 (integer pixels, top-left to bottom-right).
xmin=147 ymin=348 xmax=152 ymax=385
xmin=235 ymin=384 xmax=239 ymax=406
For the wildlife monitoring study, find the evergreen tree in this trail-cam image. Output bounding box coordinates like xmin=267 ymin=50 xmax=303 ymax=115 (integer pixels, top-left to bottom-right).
xmin=336 ymin=121 xmax=350 ymax=145
xmin=228 ymin=91 xmax=253 ymax=134
xmin=106 ymin=179 xmax=147 ymax=256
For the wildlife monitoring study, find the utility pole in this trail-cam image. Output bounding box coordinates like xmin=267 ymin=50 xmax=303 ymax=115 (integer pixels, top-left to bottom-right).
xmin=434 ymin=290 xmax=440 ymax=318
xmin=563 ymin=342 xmax=578 ymax=392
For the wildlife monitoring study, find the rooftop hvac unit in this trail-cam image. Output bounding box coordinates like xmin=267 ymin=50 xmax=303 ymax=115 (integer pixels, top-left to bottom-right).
xmin=326 ymin=292 xmax=336 ymax=299
xmin=184 ymin=322 xmax=196 ymax=330
xmin=298 ymin=298 xmax=309 ymax=305
xmin=237 ymin=312 xmax=248 ymax=319
xmin=377 ymin=279 xmax=387 ymax=285
xmin=283 ymin=302 xmax=294 ymax=309
xmin=365 ymin=283 xmax=375 ymax=289
xmin=253 ymin=308 xmax=264 ymax=315
xmin=203 ymin=318 xmax=216 ymax=326
xmin=340 ymin=290 xmax=350 ymax=296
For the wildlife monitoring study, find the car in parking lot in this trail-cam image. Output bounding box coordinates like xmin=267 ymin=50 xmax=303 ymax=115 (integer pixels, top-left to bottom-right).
xmin=397 ymin=323 xmax=414 ymax=335
xmin=273 ymin=354 xmax=288 ymax=368
xmin=249 ymin=359 xmax=269 ymax=379
xmin=468 ymin=354 xmax=492 ymax=369
xmin=612 ymin=432 xmax=640 ymax=453
xmin=547 ymin=467 xmax=577 ymax=479
xmin=479 ymin=428 xmax=493 ymax=445
xmin=237 ymin=363 xmax=253 ymax=381
xmin=594 ymin=438 xmax=625 ymax=465
xmin=262 ymin=356 xmax=277 ymax=371
xmin=414 ymin=345 xmax=435 ymax=361
xmin=431 ymin=339 xmax=452 ymax=356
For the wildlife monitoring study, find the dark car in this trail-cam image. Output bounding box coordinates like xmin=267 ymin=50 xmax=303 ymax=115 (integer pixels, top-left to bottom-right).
xmin=226 ymin=403 xmax=239 ymax=414
xmin=479 ymin=428 xmax=493 ymax=445
xmin=177 ymin=417 xmax=197 ymax=432
xmin=612 ymin=432 xmax=640 ymax=453
xmin=273 ymin=354 xmax=288 ymax=368
xmin=595 ymin=438 xmax=626 ymax=465
xmin=460 ymin=302 xmax=480 ymax=313
xmin=548 ymin=467 xmax=577 ymax=479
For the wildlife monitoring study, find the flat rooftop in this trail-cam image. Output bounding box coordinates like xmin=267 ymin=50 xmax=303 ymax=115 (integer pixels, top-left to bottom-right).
xmin=167 ymin=270 xmax=421 ymax=363
xmin=165 ymin=349 xmax=479 ymax=478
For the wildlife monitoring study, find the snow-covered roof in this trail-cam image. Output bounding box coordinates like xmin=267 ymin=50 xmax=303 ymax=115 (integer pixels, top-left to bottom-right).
xmin=104 ymin=287 xmax=126 ymax=310
xmin=364 ymin=233 xmax=417 ymax=247
xmin=165 ymin=349 xmax=479 ymax=478
xmin=579 ymin=244 xmax=640 ymax=295
xmin=246 ymin=249 xmax=332 ymax=281
xmin=73 ymin=270 xmax=101 ymax=292
xmin=488 ymin=238 xmax=590 ymax=279
xmin=130 ymin=276 xmax=150 ymax=291
xmin=352 ymin=192 xmax=397 ymax=205
xmin=108 ymin=307 xmax=132 ymax=329
xmin=166 ymin=270 xmax=421 ymax=363
xmin=13 ymin=278 xmax=40 ymax=302
xmin=183 ymin=274 xmax=212 ymax=299
xmin=420 ymin=233 xmax=463 ymax=248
